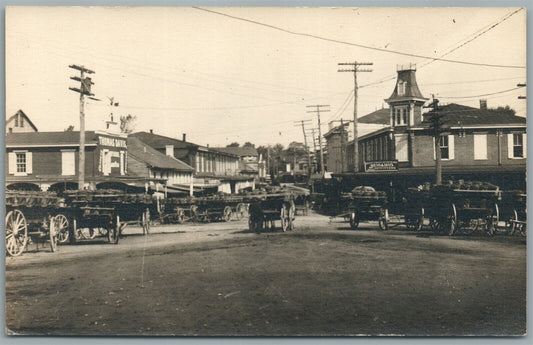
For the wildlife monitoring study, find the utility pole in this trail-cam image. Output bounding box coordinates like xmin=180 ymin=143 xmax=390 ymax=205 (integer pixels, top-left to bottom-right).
xmin=310 ymin=128 xmax=318 ymax=173
xmin=517 ymin=83 xmax=526 ymax=99
xmin=69 ymin=64 xmax=95 ymax=190
xmin=307 ymin=105 xmax=330 ymax=176
xmin=340 ymin=119 xmax=345 ymax=172
xmin=294 ymin=120 xmax=312 ymax=178
xmin=425 ymin=94 xmax=445 ymax=185
xmin=338 ymin=61 xmax=373 ymax=172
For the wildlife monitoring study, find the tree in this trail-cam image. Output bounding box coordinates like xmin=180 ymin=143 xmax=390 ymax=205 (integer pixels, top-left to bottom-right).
xmin=120 ymin=114 xmax=137 ymax=134
xmin=243 ymin=142 xmax=255 ymax=148
xmin=491 ymin=105 xmax=516 ymax=116
xmin=226 ymin=142 xmax=240 ymax=147
xmin=64 ymin=125 xmax=74 ymax=131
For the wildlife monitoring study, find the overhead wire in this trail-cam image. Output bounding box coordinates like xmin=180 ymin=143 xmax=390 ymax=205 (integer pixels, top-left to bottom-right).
xmin=193 ymin=7 xmax=525 ymax=69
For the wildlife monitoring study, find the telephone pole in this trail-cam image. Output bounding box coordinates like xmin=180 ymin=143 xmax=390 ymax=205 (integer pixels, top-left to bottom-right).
xmin=294 ymin=120 xmax=312 ymax=178
xmin=425 ymin=94 xmax=444 ymax=185
xmin=69 ymin=64 xmax=95 ymax=190
xmin=310 ymin=128 xmax=318 ymax=173
xmin=338 ymin=61 xmax=373 ymax=172
xmin=307 ymin=105 xmax=330 ymax=176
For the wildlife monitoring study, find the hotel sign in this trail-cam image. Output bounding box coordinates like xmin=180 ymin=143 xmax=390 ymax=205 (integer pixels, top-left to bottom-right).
xmin=98 ymin=136 xmax=127 ymax=148
xmin=364 ymin=160 xmax=398 ymax=172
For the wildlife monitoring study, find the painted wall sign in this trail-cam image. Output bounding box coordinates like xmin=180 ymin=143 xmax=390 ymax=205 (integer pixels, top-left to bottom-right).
xmin=98 ymin=136 xmax=127 ymax=148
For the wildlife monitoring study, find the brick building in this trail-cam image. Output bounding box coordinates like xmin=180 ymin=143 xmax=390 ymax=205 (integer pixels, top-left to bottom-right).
xmin=330 ymin=65 xmax=527 ymax=191
xmin=6 ymin=130 xmax=130 ymax=191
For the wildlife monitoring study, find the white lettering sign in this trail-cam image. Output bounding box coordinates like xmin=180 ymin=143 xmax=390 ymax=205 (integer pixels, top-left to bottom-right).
xmin=98 ymin=136 xmax=127 ymax=148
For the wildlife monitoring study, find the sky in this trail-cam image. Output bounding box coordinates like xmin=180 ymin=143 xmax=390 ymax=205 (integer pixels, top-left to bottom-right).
xmin=5 ymin=6 xmax=527 ymax=147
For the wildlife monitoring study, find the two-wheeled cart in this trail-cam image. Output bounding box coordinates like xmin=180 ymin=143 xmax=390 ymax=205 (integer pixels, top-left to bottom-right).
xmin=5 ymin=191 xmax=68 ymax=256
xmin=247 ymin=192 xmax=295 ymax=232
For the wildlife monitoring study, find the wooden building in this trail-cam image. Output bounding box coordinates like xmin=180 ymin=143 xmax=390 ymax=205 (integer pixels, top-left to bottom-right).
xmin=6 ymin=130 xmax=130 ymax=191
xmin=6 ymin=110 xmax=38 ymax=133
xmin=127 ymin=136 xmax=194 ymax=195
xmin=131 ymin=131 xmax=255 ymax=194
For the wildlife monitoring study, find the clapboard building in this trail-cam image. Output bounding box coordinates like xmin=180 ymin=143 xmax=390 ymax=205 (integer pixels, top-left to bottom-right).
xmin=6 ymin=130 xmax=130 ymax=191
xmin=332 ymin=65 xmax=527 ymax=191
xmin=131 ymin=131 xmax=255 ymax=194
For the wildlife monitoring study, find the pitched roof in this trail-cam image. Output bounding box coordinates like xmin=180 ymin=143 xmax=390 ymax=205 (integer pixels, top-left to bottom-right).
xmin=358 ymin=108 xmax=390 ymax=125
xmin=213 ymin=146 xmax=258 ymax=157
xmin=6 ymin=131 xmax=99 ymax=146
xmin=131 ymin=131 xmax=199 ymax=150
xmin=421 ymin=103 xmax=527 ymax=127
xmin=127 ymin=137 xmax=193 ymax=171
xmin=6 ymin=109 xmax=39 ymax=131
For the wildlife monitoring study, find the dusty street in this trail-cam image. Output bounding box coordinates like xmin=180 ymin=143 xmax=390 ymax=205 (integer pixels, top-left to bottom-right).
xmin=5 ymin=212 xmax=526 ymax=336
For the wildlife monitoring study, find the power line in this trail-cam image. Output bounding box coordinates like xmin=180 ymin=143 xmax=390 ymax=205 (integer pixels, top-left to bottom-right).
xmin=439 ymin=86 xmax=523 ymax=99
xmin=193 ymin=7 xmax=525 ymax=69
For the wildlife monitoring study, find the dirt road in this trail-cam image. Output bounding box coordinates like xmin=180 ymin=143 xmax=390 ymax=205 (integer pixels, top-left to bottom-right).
xmin=5 ymin=213 xmax=526 ymax=336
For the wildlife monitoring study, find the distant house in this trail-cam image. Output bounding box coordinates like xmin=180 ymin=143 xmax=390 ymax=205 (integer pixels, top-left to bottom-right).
xmin=131 ymin=131 xmax=255 ymax=194
xmin=213 ymin=146 xmax=266 ymax=179
xmin=6 ymin=110 xmax=38 ymax=133
xmin=6 ymin=130 xmax=129 ymax=191
xmin=127 ymin=136 xmax=194 ymax=196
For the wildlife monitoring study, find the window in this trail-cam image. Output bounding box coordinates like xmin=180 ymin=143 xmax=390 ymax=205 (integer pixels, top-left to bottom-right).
xmin=395 ymin=134 xmax=408 ymax=162
xmin=15 ymin=116 xmax=18 ymax=127
xmin=16 ymin=153 xmax=26 ymax=173
xmin=439 ymin=136 xmax=449 ymax=159
xmin=474 ymin=134 xmax=487 ymax=160
xmin=394 ymin=107 xmax=407 ymax=126
xmin=398 ymin=81 xmax=406 ymax=96
xmin=20 ymin=117 xmax=24 ymax=127
xmin=508 ymin=133 xmax=527 ymax=159
xmin=513 ymin=134 xmax=523 ymax=158
xmin=61 ymin=150 xmax=75 ymax=175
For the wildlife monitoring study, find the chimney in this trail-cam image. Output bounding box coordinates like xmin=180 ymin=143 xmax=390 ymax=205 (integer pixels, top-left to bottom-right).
xmin=207 ymin=144 xmax=209 ymax=148
xmin=182 ymin=133 xmax=186 ymax=141
xmin=150 ymin=129 xmax=153 ymax=134
xmin=479 ymin=99 xmax=487 ymax=110
xmin=165 ymin=145 xmax=174 ymax=157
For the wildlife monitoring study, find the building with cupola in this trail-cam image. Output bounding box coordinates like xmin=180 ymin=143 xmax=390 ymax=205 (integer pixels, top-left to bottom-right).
xmin=328 ymin=64 xmax=526 ymax=191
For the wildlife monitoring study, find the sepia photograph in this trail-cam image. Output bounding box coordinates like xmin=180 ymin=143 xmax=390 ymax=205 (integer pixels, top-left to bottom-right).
xmin=4 ymin=5 xmax=527 ymax=336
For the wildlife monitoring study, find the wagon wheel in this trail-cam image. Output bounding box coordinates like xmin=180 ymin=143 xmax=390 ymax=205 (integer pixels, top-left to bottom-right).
xmin=235 ymin=203 xmax=243 ymax=220
xmin=349 ymin=212 xmax=359 ymax=230
xmin=6 ymin=209 xmax=28 ymax=257
xmin=142 ymin=208 xmax=151 ymax=235
xmin=49 ymin=216 xmax=59 ymax=252
xmin=485 ymin=203 xmax=499 ymax=236
xmin=223 ymin=206 xmax=233 ymax=222
xmin=108 ymin=215 xmax=120 ymax=244
xmin=378 ymin=208 xmax=389 ymax=231
xmin=176 ymin=207 xmax=185 ymax=224
xmin=54 ymin=214 xmax=70 ymax=244
xmin=447 ymin=204 xmax=457 ymax=236
xmin=280 ymin=204 xmax=289 ymax=232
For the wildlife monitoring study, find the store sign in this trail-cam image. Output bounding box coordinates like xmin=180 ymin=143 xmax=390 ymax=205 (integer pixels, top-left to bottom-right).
xmin=98 ymin=136 xmax=127 ymax=148
xmin=364 ymin=160 xmax=398 ymax=172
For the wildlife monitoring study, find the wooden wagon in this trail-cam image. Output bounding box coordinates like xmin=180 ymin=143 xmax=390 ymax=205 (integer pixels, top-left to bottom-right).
xmin=246 ymin=192 xmax=295 ymax=232
xmin=341 ymin=187 xmax=388 ymax=230
xmin=160 ymin=195 xmax=249 ymax=224
xmin=5 ymin=191 xmax=67 ymax=256
xmin=62 ymin=189 xmax=157 ymax=244
xmin=425 ymin=181 xmax=500 ymax=236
